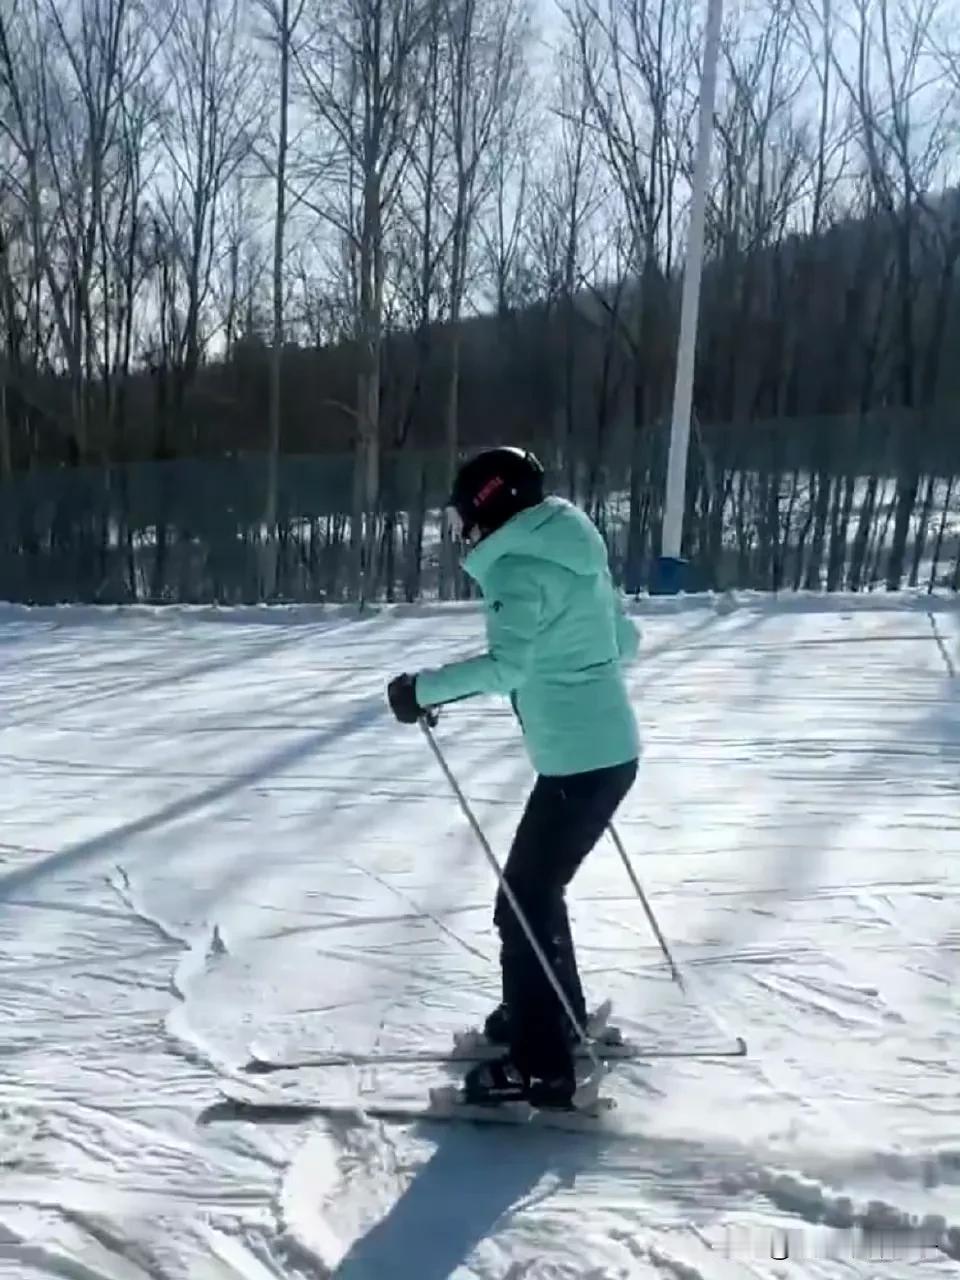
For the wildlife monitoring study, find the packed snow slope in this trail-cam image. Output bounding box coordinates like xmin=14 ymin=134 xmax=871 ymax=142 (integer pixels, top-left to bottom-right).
xmin=0 ymin=594 xmax=958 ymax=1280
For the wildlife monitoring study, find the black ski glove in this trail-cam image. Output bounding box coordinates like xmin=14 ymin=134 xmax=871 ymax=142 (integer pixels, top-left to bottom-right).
xmin=387 ymin=673 xmax=424 ymax=725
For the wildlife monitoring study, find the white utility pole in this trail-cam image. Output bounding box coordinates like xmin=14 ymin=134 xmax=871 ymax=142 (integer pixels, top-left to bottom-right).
xmin=659 ymin=0 xmax=724 ymax=577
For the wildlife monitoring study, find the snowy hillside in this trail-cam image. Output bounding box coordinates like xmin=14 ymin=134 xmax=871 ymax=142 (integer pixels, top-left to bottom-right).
xmin=0 ymin=594 xmax=958 ymax=1278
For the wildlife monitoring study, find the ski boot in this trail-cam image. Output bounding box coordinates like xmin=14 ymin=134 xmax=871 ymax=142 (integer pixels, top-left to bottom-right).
xmin=482 ymin=1003 xmax=513 ymax=1045
xmin=482 ymin=1002 xmax=590 ymax=1048
xmin=462 ymin=1056 xmax=576 ymax=1110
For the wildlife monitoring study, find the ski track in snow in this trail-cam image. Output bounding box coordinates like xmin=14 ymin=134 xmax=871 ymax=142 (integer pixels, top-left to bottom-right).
xmin=1 ymin=594 xmax=958 ymax=1278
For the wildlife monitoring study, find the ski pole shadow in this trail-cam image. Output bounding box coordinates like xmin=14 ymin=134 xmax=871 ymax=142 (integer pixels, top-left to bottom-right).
xmin=330 ymin=1122 xmax=604 ymax=1280
xmin=0 ymin=693 xmax=387 ymax=904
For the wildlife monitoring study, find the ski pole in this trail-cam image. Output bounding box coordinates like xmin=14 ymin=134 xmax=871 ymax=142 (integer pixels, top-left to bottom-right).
xmin=418 ymin=714 xmax=601 ymax=1071
xmin=608 ymin=824 xmax=749 ymax=1056
xmin=607 ymin=822 xmax=685 ymax=991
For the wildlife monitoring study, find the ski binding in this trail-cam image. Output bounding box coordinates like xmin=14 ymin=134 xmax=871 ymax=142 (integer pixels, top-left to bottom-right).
xmin=451 ymin=998 xmax=621 ymax=1057
xmin=213 ymin=1074 xmax=617 ymax=1131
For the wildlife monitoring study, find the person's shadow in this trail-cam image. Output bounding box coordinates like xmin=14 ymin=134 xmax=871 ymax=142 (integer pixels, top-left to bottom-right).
xmin=331 ymin=1119 xmax=607 ymax=1279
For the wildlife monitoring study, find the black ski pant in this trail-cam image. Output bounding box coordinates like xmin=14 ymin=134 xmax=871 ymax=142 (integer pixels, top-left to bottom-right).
xmin=494 ymin=757 xmax=637 ymax=1083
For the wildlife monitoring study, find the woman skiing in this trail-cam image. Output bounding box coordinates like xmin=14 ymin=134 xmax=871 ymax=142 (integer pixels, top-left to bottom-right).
xmin=387 ymin=446 xmax=640 ymax=1109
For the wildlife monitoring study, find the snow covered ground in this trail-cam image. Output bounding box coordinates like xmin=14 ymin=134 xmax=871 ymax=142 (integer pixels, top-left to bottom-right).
xmin=1 ymin=593 xmax=958 ymax=1279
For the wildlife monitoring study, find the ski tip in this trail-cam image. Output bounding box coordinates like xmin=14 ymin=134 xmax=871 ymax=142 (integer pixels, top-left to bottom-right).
xmin=734 ymin=1036 xmax=748 ymax=1055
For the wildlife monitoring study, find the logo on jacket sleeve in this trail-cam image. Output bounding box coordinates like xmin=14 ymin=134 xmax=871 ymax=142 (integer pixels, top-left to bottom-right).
xmin=491 ymin=600 xmax=503 ymax=612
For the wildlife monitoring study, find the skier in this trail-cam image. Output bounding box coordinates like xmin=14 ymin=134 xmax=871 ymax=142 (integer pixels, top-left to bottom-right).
xmin=387 ymin=446 xmax=640 ymax=1109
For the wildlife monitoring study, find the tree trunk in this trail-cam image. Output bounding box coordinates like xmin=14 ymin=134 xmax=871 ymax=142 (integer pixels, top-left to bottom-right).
xmin=0 ymin=367 xmax=10 ymax=478
xmin=928 ymin=475 xmax=955 ymax=593
xmin=264 ymin=0 xmax=292 ymax=601
xmin=885 ymin=470 xmax=919 ymax=590
xmin=404 ymin=464 xmax=427 ymax=602
xmin=779 ymin=468 xmax=800 ymax=590
xmin=866 ymin=480 xmax=893 ymax=588
xmin=563 ymin=290 xmax=577 ymax=501
xmin=440 ymin=323 xmax=462 ymax=600
xmin=827 ymin=473 xmax=856 ymax=591
xmin=804 ymin=464 xmax=832 ymax=590
xmin=623 ymin=373 xmax=647 ymax=593
xmin=849 ymin=473 xmax=879 ymax=590
xmin=908 ymin=474 xmax=936 ymax=588
xmin=354 ymin=170 xmax=383 ymax=606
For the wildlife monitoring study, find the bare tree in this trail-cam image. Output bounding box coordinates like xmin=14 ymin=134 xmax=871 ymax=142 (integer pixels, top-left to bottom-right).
xmin=437 ymin=0 xmax=526 ymax=599
xmin=829 ymin=0 xmax=952 ymax=589
xmin=384 ymin=10 xmax=454 ymax=600
xmin=711 ymin=0 xmax=808 ymax=422
xmin=0 ymin=4 xmax=47 ymax=468
xmin=256 ymin=0 xmax=308 ymax=599
xmin=527 ymin=43 xmax=601 ymax=499
xmin=0 ymin=222 xmax=17 ymax=477
xmin=145 ymin=0 xmax=260 ymax=596
xmin=298 ymin=0 xmax=428 ymax=603
xmin=154 ymin=0 xmax=261 ymax=405
xmin=0 ymin=0 xmax=159 ymax=459
xmin=478 ymin=92 xmax=530 ymax=322
xmin=569 ymin=0 xmax=693 ymax=586
xmin=698 ymin=0 xmax=811 ymax=586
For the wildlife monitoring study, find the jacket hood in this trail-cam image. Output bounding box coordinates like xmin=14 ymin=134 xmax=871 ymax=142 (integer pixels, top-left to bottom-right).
xmin=463 ymin=496 xmax=607 ymax=585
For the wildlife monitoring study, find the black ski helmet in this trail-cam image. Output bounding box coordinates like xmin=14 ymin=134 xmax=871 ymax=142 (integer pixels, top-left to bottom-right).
xmin=449 ymin=446 xmax=545 ymax=541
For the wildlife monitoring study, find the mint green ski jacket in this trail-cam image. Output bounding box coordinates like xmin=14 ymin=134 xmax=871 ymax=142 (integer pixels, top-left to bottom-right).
xmin=416 ymin=497 xmax=640 ymax=777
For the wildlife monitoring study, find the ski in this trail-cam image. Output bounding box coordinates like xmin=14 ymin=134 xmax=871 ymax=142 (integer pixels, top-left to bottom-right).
xmin=243 ymin=1037 xmax=746 ymax=1073
xmin=212 ymin=1079 xmax=619 ymax=1133
xmin=243 ymin=992 xmax=746 ymax=1074
xmin=244 ymin=998 xmax=612 ymax=1073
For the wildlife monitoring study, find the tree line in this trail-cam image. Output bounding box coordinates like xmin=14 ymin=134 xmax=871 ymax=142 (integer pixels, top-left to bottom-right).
xmin=1 ymin=0 xmax=959 ymax=604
